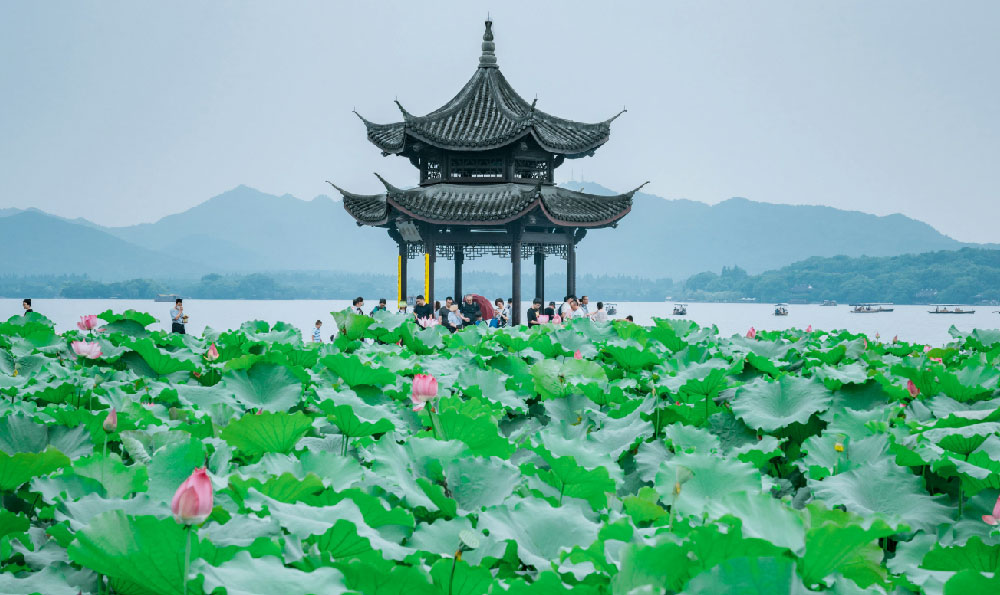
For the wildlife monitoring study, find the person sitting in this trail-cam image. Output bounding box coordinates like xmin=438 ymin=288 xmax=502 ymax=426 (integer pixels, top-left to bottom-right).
xmin=490 ymin=298 xmax=505 ymax=328
xmin=459 ymin=294 xmax=481 ymax=327
xmin=446 ymin=304 xmax=463 ymax=332
xmin=370 ymin=298 xmax=387 ymax=316
xmin=350 ymin=296 xmax=365 ymax=315
xmin=544 ymin=301 xmax=556 ymax=318
xmin=527 ymin=298 xmax=543 ymax=326
xmin=413 ymin=295 xmax=434 ymax=321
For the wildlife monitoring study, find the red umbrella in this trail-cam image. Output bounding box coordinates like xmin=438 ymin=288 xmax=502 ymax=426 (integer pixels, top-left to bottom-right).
xmin=471 ymin=294 xmax=494 ymax=321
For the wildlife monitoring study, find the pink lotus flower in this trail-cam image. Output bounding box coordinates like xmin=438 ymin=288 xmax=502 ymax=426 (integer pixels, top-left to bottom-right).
xmin=574 ymin=349 xmax=582 ymax=360
xmin=102 ymin=408 xmax=117 ymax=432
xmin=805 ymin=325 xmax=812 ymax=333
xmin=863 ymin=338 xmax=868 ymax=349
xmin=906 ymin=379 xmax=919 ymax=398
xmin=171 ymin=467 xmax=214 ymax=525
xmin=923 ymin=345 xmax=932 ymax=353
xmin=537 ymin=315 xmax=550 ymax=324
xmin=71 ymin=341 xmax=102 ymax=360
xmin=410 ymin=374 xmax=438 ymax=412
xmin=983 ymin=493 xmax=1000 ymax=525
xmin=930 ymin=357 xmax=943 ymax=364
xmin=551 ymin=314 xmax=562 ymax=324
xmin=746 ymin=327 xmax=756 ymax=339
xmin=892 ymin=335 xmax=899 ymax=344
xmin=204 ymin=343 xmax=219 ymax=361
xmin=417 ymin=317 xmax=439 ymax=329
xmin=77 ymin=315 xmax=99 ymax=331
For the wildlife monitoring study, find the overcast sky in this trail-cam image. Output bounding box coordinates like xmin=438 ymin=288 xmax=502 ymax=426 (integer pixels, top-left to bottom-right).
xmin=1 ymin=1 xmax=998 ymax=241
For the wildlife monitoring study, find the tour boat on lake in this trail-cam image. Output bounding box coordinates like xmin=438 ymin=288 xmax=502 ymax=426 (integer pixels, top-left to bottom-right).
xmin=850 ymin=303 xmax=894 ymax=313
xmin=153 ymin=294 xmax=182 ymax=303
xmin=774 ymin=303 xmax=789 ymax=316
xmin=821 ymin=300 xmax=837 ymax=307
xmin=673 ymin=304 xmax=687 ymax=316
xmin=928 ymin=304 xmax=975 ymax=314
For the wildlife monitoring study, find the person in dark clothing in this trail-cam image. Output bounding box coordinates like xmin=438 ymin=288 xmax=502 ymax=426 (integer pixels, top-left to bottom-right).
xmin=22 ymin=299 xmax=32 ymax=314
xmin=412 ymin=295 xmax=434 ymax=321
xmin=458 ymin=294 xmax=481 ymax=327
xmin=543 ymin=301 xmax=556 ymax=318
xmin=437 ymin=297 xmax=454 ymax=324
xmin=370 ymin=298 xmax=388 ymax=316
xmin=527 ymin=298 xmax=543 ymax=326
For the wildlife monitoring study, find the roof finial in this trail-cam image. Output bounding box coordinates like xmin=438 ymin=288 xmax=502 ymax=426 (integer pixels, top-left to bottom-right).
xmin=479 ymin=19 xmax=498 ymax=69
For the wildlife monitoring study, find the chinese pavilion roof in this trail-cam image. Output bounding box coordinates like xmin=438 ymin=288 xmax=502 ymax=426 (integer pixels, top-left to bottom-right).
xmin=355 ymin=21 xmax=625 ymax=158
xmin=331 ymin=176 xmax=646 ymax=229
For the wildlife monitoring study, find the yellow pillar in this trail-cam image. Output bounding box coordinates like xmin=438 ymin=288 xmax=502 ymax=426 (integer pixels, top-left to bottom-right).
xmin=424 ymin=252 xmax=430 ymax=299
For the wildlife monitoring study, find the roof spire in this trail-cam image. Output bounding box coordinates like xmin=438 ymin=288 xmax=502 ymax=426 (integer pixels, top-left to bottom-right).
xmin=479 ymin=19 xmax=498 ymax=69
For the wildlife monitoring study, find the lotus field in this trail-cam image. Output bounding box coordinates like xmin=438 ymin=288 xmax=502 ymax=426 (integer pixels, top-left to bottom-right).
xmin=3 ymin=309 xmax=1000 ymax=595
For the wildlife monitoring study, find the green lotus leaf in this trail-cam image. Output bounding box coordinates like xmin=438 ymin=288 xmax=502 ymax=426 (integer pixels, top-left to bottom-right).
xmin=339 ymin=559 xmax=438 ymax=595
xmin=221 ymin=361 xmax=302 ymax=411
xmin=68 ymin=511 xmax=201 ymax=595
xmin=97 ymin=309 xmax=157 ymax=328
xmin=663 ymin=423 xmax=722 ymax=454
xmin=936 ymin=363 xmax=1000 ymax=403
xmin=0 ymin=415 xmax=92 ymax=458
xmin=320 ymin=353 xmax=395 ymax=388
xmin=605 ymin=344 xmax=661 ymax=371
xmin=799 ymin=504 xmax=895 ymax=589
xmin=943 ymin=568 xmax=1000 ymax=595
xmin=238 ymin=320 xmax=303 ymax=344
xmin=197 ymin=551 xmax=346 ymax=595
xmin=228 ymin=472 xmax=324 ymax=504
xmin=443 ymin=456 xmax=522 ymax=513
xmin=710 ymin=491 xmax=805 ymax=554
xmin=456 ymin=366 xmax=528 ymax=412
xmin=682 ymin=556 xmax=809 ymax=595
xmin=921 ymin=423 xmax=1000 ymax=456
xmin=124 ymin=338 xmax=197 ymax=377
xmin=814 ymin=362 xmax=870 ymax=389
xmin=309 ymin=518 xmax=375 ymax=560
xmin=800 ymin=434 xmax=891 ymax=480
xmin=70 ymin=452 xmax=148 ymax=499
xmin=530 ymin=357 xmax=607 ymax=400
xmin=478 ymin=497 xmax=600 ymax=570
xmin=732 ymin=375 xmax=833 ymax=431
xmin=430 ymin=557 xmax=493 ymax=595
xmin=324 ymin=403 xmax=394 ymax=439
xmin=810 ymin=458 xmax=952 ymax=532
xmin=145 ymin=436 xmax=205 ymax=502
xmin=331 ymin=310 xmax=374 ymax=340
xmin=521 ymin=448 xmax=616 ymax=511
xmin=0 ymin=447 xmax=71 ymax=491
xmin=435 ymin=410 xmax=515 ymax=458
xmin=368 ymin=437 xmax=467 ymax=509
xmin=220 ymin=411 xmax=313 ymax=456
xmin=921 ymin=536 xmax=1000 ymax=573
xmin=655 ymin=452 xmax=766 ymax=517
xmin=0 ymin=565 xmax=82 ymax=595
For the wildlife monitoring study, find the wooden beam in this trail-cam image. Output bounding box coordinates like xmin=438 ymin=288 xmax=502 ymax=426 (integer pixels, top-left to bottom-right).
xmin=566 ymin=229 xmax=576 ymax=297
xmin=454 ymin=246 xmax=464 ymax=302
xmin=511 ymin=226 xmax=522 ymax=326
xmin=534 ymin=248 xmax=544 ymax=302
xmin=397 ymin=242 xmax=407 ymax=307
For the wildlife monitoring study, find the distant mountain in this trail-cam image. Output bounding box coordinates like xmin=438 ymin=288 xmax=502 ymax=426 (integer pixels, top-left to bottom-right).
xmin=105 ymin=185 xmax=397 ymax=273
xmin=0 ymin=212 xmax=204 ymax=279
xmin=0 ymin=183 xmax=987 ymax=283
xmin=571 ymin=182 xmax=975 ymax=280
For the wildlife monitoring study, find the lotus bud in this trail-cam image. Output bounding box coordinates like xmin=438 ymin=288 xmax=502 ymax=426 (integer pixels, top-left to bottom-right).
xmin=805 ymin=324 xmax=812 ymax=333
xmin=205 ymin=343 xmax=220 ymax=361
xmin=983 ymin=494 xmax=1000 ymax=525
xmin=745 ymin=327 xmax=756 ymax=339
xmin=77 ymin=314 xmax=99 ymax=331
xmin=171 ymin=467 xmax=214 ymax=525
xmin=574 ymin=349 xmax=582 ymax=360
xmin=410 ymin=374 xmax=438 ymax=412
xmin=102 ymin=408 xmax=117 ymax=432
xmin=906 ymin=379 xmax=919 ymax=398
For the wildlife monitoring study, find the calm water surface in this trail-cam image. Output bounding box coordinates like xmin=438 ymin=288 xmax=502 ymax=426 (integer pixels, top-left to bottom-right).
xmin=4 ymin=299 xmax=999 ymax=347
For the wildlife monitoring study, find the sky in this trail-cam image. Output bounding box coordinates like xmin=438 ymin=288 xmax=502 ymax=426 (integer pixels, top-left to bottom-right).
xmin=1 ymin=1 xmax=998 ymax=242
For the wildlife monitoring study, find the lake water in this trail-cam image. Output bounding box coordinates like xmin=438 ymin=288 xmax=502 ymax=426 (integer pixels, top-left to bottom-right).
xmin=4 ymin=299 xmax=998 ymax=347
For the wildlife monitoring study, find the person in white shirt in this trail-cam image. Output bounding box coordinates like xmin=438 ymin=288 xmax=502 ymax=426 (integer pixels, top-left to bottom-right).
xmin=580 ymin=295 xmax=591 ymax=316
xmin=566 ymin=298 xmax=582 ymax=320
xmin=350 ymin=296 xmax=365 ymax=315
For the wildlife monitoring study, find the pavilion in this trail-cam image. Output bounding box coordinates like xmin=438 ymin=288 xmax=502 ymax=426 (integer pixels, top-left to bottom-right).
xmin=331 ymin=20 xmax=644 ymax=325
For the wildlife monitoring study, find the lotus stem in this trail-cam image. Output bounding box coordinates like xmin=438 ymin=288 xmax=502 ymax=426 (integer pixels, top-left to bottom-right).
xmin=428 ymin=406 xmax=445 ymax=440
xmin=101 ymin=436 xmax=107 ymax=491
xmin=182 ymin=526 xmax=192 ymax=595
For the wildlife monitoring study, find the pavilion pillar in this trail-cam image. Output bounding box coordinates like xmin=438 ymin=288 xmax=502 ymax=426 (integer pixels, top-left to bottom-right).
xmin=397 ymin=243 xmax=407 ymax=307
xmin=566 ymin=234 xmax=577 ymax=297
xmin=423 ymin=239 xmax=435 ymax=305
xmin=534 ymin=248 xmax=544 ymax=301
xmin=454 ymin=246 xmax=464 ymax=301
xmin=511 ymin=229 xmax=523 ymax=326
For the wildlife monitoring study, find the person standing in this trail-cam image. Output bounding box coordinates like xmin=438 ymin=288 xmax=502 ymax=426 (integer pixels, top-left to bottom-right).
xmin=580 ymin=295 xmax=591 ymax=316
xmin=544 ymin=301 xmax=556 ymax=318
xmin=437 ymin=297 xmax=454 ymax=324
xmin=22 ymin=298 xmax=33 ymax=314
xmin=170 ymin=299 xmax=185 ymax=334
xmin=527 ymin=298 xmax=543 ymax=327
xmin=312 ymin=320 xmax=323 ymax=343
xmin=446 ymin=304 xmax=463 ymax=332
xmin=566 ymin=298 xmax=582 ymax=320
xmin=413 ymin=295 xmax=434 ymax=321
xmin=590 ymin=301 xmax=608 ymax=322
xmin=370 ymin=298 xmax=387 ymax=316
xmin=350 ymin=297 xmax=365 ymax=315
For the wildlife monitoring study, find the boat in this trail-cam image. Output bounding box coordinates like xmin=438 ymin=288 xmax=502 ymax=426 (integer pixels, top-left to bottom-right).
xmin=849 ymin=303 xmax=894 ymax=313
xmin=821 ymin=300 xmax=837 ymax=307
xmin=774 ymin=303 xmax=789 ymax=316
xmin=928 ymin=304 xmax=975 ymax=314
xmin=673 ymin=303 xmax=687 ymax=316
xmin=153 ymin=294 xmax=182 ymax=302
xmin=605 ymin=303 xmax=618 ymax=316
